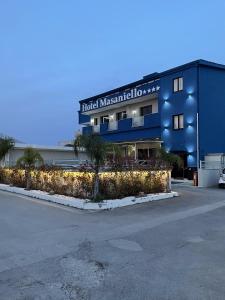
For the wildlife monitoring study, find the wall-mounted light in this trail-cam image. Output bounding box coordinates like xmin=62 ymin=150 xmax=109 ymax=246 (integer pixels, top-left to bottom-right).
xmin=109 ymin=114 xmax=114 ymax=120
xmin=164 ymin=145 xmax=171 ymax=153
xmin=163 ymin=96 xmax=169 ymax=103
xmin=90 ymin=118 xmax=94 ymax=125
xmin=163 ymin=128 xmax=170 ymax=137
xmin=187 ymin=154 xmax=195 ymax=165
xmin=163 ymin=93 xmax=170 ymax=101
xmin=186 ymin=116 xmax=194 ymax=125
xmin=163 ymin=99 xmax=170 ymax=108
xmin=186 ymin=123 xmax=195 ymax=134
xmin=163 ymin=120 xmax=170 ymax=128
xmin=186 ymin=145 xmax=194 ymax=153
xmin=132 ymin=110 xmax=137 ymax=116
xmin=187 ymin=95 xmax=195 ymax=103
xmin=186 ymin=87 xmax=195 ymax=95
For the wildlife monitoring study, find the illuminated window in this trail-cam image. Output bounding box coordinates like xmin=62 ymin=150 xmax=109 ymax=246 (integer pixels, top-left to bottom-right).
xmin=173 ymin=114 xmax=184 ymax=130
xmin=140 ymin=105 xmax=152 ymax=116
xmin=100 ymin=115 xmax=109 ymax=124
xmin=116 ymin=111 xmax=127 ymax=121
xmin=173 ymin=77 xmax=183 ymax=92
xmin=94 ymin=118 xmax=98 ymax=125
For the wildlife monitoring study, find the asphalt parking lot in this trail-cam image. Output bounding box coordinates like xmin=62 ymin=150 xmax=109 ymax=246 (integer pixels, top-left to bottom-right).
xmin=0 ymin=183 xmax=225 ymax=300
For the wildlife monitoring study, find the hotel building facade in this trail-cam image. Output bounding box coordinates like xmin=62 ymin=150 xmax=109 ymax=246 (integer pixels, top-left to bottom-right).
xmin=78 ymin=60 xmax=225 ymax=176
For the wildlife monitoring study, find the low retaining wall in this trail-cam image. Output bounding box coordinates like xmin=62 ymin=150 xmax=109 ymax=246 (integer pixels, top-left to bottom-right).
xmin=198 ymin=168 xmax=220 ymax=187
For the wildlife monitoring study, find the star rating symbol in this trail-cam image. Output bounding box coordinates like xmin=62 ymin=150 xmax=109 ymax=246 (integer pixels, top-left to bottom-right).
xmin=147 ymin=88 xmax=151 ymax=93
xmin=142 ymin=89 xmax=147 ymax=95
xmin=151 ymin=87 xmax=156 ymax=92
xmin=156 ymin=86 xmax=160 ymax=91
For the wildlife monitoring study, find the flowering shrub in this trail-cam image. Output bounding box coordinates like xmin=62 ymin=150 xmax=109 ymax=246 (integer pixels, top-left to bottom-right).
xmin=0 ymin=167 xmax=171 ymax=200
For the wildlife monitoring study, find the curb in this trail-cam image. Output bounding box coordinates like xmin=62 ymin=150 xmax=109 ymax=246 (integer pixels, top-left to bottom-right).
xmin=0 ymin=184 xmax=179 ymax=210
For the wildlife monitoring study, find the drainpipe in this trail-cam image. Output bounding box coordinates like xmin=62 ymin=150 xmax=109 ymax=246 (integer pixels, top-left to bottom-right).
xmin=196 ymin=64 xmax=200 ymax=170
xmin=196 ymin=112 xmax=200 ymax=169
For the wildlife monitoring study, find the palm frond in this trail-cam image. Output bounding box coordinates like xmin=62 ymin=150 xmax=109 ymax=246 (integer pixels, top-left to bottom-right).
xmin=17 ymin=147 xmax=44 ymax=168
xmin=0 ymin=136 xmax=15 ymax=160
xmin=73 ymin=134 xmax=112 ymax=166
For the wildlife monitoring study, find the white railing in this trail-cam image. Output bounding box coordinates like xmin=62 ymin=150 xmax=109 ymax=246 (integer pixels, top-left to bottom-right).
xmin=93 ymin=125 xmax=100 ymax=133
xmin=132 ymin=116 xmax=144 ymax=127
xmin=108 ymin=121 xmax=118 ymax=131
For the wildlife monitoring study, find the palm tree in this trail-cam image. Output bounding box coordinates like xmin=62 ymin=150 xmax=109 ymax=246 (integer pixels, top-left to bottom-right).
xmin=74 ymin=134 xmax=111 ymax=199
xmin=0 ymin=136 xmax=15 ymax=167
xmin=17 ymin=147 xmax=44 ymax=190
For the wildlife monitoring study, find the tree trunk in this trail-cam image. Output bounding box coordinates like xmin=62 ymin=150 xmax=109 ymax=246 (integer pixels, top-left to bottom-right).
xmin=25 ymin=168 xmax=32 ymax=190
xmin=166 ymin=170 xmax=171 ymax=192
xmin=93 ymin=172 xmax=99 ymax=199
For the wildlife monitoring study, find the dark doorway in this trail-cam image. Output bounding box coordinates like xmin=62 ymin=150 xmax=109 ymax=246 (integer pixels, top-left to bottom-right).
xmin=171 ymin=151 xmax=187 ymax=179
xmin=138 ymin=149 xmax=149 ymax=160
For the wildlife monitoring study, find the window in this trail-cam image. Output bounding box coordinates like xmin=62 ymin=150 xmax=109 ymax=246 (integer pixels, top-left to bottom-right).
xmin=173 ymin=114 xmax=184 ymax=130
xmin=116 ymin=111 xmax=127 ymax=121
xmin=173 ymin=77 xmax=183 ymax=92
xmin=140 ymin=105 xmax=152 ymax=116
xmin=100 ymin=115 xmax=109 ymax=124
xmin=94 ymin=118 xmax=98 ymax=126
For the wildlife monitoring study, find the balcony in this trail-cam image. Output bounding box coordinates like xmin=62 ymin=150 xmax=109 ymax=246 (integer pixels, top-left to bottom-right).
xmin=119 ymin=113 xmax=160 ymax=130
xmin=82 ymin=126 xmax=93 ymax=135
xmin=132 ymin=116 xmax=144 ymax=127
xmin=93 ymin=125 xmax=100 ymax=133
xmin=144 ymin=113 xmax=160 ymax=128
xmin=108 ymin=121 xmax=118 ymax=131
xmin=82 ymin=113 xmax=160 ymax=136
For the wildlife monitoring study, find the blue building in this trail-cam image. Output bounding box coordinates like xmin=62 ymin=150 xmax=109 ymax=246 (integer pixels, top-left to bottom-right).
xmin=78 ymin=59 xmax=225 ymax=176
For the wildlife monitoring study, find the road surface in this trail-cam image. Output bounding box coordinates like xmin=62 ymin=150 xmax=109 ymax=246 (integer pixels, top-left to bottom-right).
xmin=0 ymin=184 xmax=225 ymax=299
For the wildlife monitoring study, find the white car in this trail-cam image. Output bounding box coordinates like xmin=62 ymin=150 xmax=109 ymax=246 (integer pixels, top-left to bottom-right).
xmin=219 ymin=168 xmax=225 ymax=188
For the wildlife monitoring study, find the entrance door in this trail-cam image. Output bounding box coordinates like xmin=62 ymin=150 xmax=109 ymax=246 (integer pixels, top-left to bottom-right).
xmin=138 ymin=149 xmax=148 ymax=160
xmin=171 ymin=151 xmax=187 ymax=179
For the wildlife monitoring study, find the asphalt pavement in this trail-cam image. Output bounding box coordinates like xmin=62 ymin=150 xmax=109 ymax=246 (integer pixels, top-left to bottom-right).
xmin=0 ymin=183 xmax=225 ymax=300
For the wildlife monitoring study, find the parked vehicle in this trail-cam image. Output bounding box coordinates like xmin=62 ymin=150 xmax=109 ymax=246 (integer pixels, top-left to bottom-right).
xmin=219 ymin=168 xmax=225 ymax=188
xmin=53 ymin=160 xmax=91 ymax=171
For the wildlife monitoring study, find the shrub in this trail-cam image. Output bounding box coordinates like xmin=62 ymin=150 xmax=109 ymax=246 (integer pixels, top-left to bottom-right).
xmin=0 ymin=167 xmax=171 ymax=200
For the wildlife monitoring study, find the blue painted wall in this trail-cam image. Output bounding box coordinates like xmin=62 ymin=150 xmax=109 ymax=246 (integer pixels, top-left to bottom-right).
xmin=78 ymin=111 xmax=90 ymax=124
xmin=160 ymin=67 xmax=198 ymax=167
xmin=198 ymin=66 xmax=225 ymax=159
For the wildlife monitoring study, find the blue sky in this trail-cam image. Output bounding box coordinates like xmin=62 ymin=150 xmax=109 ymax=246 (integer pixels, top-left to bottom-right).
xmin=1 ymin=0 xmax=225 ymax=145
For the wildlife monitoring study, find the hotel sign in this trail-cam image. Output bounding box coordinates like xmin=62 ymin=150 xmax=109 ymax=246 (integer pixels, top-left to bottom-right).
xmin=81 ymin=81 xmax=160 ymax=113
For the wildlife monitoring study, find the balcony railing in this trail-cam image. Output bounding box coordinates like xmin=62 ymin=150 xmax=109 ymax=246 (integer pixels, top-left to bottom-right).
xmin=83 ymin=126 xmax=93 ymax=135
xmin=82 ymin=113 xmax=160 ymax=136
xmin=108 ymin=121 xmax=118 ymax=131
xmin=93 ymin=125 xmax=100 ymax=133
xmin=132 ymin=116 xmax=144 ymax=127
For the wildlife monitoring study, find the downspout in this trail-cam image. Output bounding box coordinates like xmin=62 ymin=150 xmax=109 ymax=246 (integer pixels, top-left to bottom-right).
xmin=197 ymin=64 xmax=200 ymax=169
xmin=196 ymin=112 xmax=199 ymax=169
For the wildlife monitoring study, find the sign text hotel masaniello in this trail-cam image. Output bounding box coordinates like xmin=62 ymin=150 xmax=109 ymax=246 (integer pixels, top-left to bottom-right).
xmin=81 ymin=80 xmax=160 ymax=113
